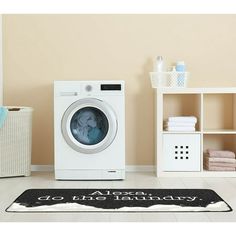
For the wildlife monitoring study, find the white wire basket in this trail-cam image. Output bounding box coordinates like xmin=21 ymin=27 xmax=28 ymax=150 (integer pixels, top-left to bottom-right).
xmin=0 ymin=106 xmax=33 ymax=178
xmin=150 ymin=71 xmax=189 ymax=88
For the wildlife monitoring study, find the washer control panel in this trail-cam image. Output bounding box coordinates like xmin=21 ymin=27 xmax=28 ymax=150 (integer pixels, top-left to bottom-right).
xmin=83 ymin=83 xmax=123 ymax=94
xmin=55 ymin=81 xmax=124 ymax=97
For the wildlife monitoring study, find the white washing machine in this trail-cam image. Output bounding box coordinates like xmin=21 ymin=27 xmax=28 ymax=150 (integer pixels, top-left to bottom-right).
xmin=54 ymin=81 xmax=125 ymax=180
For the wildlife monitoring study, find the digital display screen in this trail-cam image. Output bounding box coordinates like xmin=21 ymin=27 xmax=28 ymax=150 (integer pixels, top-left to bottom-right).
xmin=101 ymin=84 xmax=121 ymax=91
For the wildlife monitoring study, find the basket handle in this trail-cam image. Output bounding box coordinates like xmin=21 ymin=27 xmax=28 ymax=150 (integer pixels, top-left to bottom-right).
xmin=8 ymin=108 xmax=21 ymax=111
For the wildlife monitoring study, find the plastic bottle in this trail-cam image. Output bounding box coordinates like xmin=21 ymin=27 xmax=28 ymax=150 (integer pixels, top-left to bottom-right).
xmin=170 ymin=66 xmax=177 ymax=87
xmin=154 ymin=56 xmax=164 ymax=72
xmin=176 ymin=61 xmax=186 ymax=72
xmin=176 ymin=61 xmax=186 ymax=87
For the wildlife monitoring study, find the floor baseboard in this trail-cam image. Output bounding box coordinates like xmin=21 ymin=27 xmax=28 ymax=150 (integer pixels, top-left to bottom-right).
xmin=126 ymin=165 xmax=155 ymax=172
xmin=31 ymin=165 xmax=54 ymax=172
xmin=31 ymin=165 xmax=155 ymax=172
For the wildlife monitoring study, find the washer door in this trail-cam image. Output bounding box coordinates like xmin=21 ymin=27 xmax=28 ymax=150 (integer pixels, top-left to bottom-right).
xmin=61 ymin=98 xmax=118 ymax=154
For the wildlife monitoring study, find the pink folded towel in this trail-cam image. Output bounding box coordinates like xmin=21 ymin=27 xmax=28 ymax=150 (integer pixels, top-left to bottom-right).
xmin=204 ymin=162 xmax=236 ymax=168
xmin=204 ymin=164 xmax=235 ymax=171
xmin=207 ymin=149 xmax=236 ymax=158
xmin=204 ymin=157 xmax=236 ymax=164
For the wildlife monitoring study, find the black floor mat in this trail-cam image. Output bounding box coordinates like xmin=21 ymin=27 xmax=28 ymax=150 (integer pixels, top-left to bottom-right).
xmin=6 ymin=188 xmax=232 ymax=212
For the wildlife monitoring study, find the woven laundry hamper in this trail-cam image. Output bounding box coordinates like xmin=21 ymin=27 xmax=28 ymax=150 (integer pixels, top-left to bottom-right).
xmin=0 ymin=107 xmax=33 ymax=177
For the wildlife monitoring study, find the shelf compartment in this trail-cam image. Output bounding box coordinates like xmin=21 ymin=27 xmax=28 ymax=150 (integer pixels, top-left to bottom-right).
xmin=163 ymin=94 xmax=201 ymax=131
xmin=203 ymin=134 xmax=236 ymax=155
xmin=203 ymin=134 xmax=236 ymax=172
xmin=203 ymin=93 xmax=236 ymax=131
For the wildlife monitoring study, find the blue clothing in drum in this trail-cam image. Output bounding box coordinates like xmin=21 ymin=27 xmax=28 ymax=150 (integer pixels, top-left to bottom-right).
xmin=70 ymin=107 xmax=109 ymax=145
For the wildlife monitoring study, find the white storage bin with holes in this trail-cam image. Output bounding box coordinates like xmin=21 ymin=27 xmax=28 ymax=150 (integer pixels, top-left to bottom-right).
xmin=150 ymin=71 xmax=189 ymax=88
xmin=163 ymin=134 xmax=201 ymax=172
xmin=0 ymin=107 xmax=33 ymax=178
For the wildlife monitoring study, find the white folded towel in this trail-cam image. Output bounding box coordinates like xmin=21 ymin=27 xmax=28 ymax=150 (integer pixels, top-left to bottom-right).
xmin=165 ymin=126 xmax=196 ymax=132
xmin=165 ymin=121 xmax=196 ymax=127
xmin=168 ymin=116 xmax=197 ymax=123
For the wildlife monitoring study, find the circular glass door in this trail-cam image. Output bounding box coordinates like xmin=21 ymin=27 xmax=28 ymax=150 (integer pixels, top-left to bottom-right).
xmin=61 ymin=98 xmax=117 ymax=154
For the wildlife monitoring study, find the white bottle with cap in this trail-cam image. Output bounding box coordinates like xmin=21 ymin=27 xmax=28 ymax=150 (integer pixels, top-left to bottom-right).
xmin=154 ymin=56 xmax=165 ymax=86
xmin=154 ymin=56 xmax=164 ymax=72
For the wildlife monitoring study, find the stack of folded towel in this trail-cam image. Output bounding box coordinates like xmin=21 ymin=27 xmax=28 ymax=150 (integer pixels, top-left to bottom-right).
xmin=164 ymin=116 xmax=197 ymax=132
xmin=204 ymin=150 xmax=236 ymax=171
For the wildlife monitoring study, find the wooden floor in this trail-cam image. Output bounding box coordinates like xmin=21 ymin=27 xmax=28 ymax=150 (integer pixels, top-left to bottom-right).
xmin=0 ymin=171 xmax=236 ymax=222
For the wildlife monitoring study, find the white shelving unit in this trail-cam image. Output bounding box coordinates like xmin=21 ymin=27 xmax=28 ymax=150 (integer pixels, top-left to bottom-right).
xmin=155 ymin=87 xmax=236 ymax=177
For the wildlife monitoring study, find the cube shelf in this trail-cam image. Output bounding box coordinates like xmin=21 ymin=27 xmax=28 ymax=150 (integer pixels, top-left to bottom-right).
xmin=203 ymin=134 xmax=236 ymax=154
xmin=163 ymin=94 xmax=201 ymax=131
xmin=203 ymin=93 xmax=236 ymax=132
xmin=155 ymin=87 xmax=236 ymax=177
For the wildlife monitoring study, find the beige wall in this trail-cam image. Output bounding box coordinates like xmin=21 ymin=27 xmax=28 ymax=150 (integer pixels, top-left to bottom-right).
xmin=3 ymin=14 xmax=236 ymax=165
